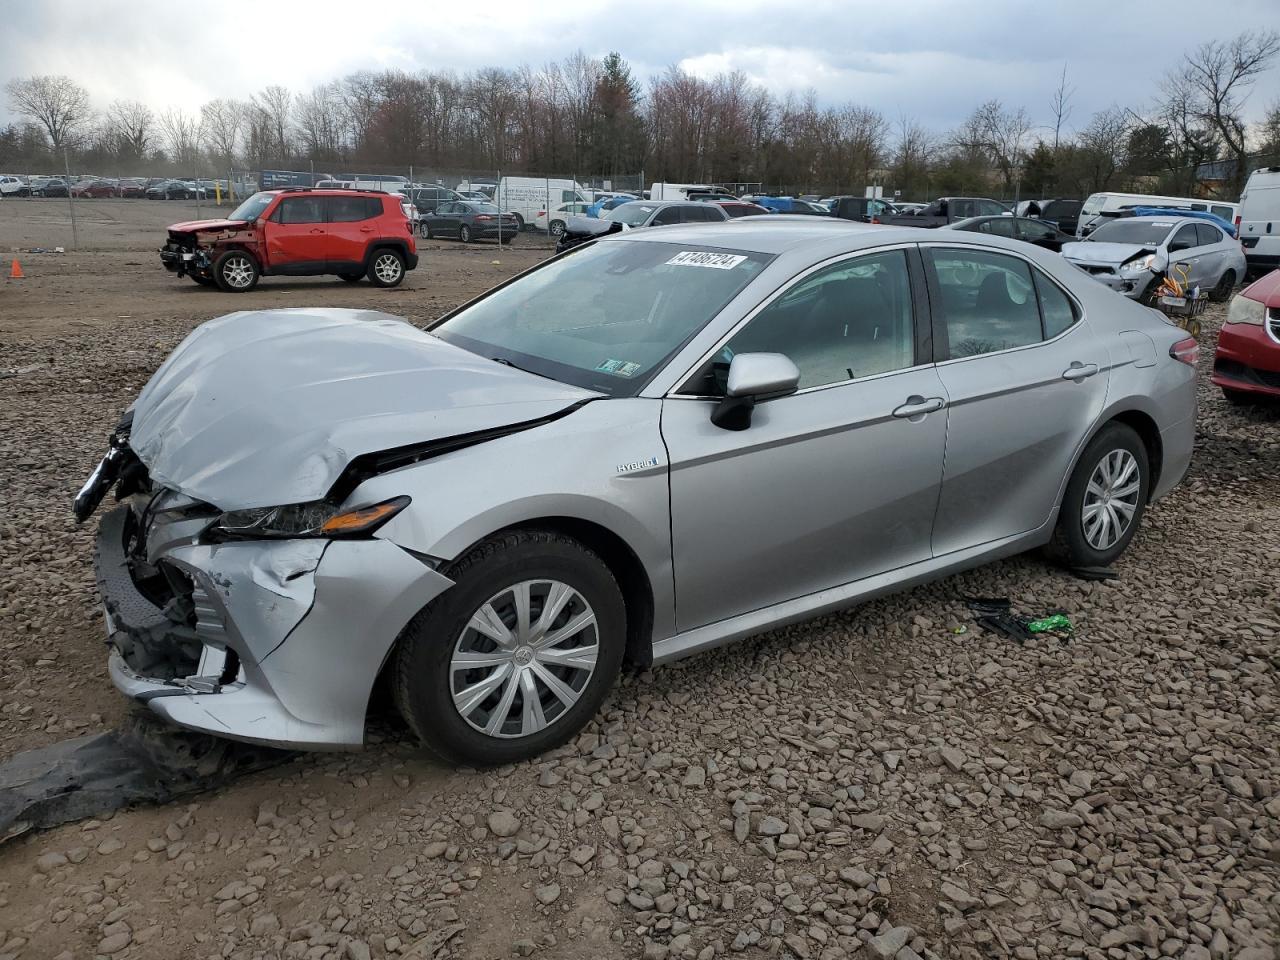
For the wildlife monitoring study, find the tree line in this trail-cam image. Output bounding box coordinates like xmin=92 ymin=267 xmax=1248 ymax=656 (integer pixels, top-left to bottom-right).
xmin=3 ymin=31 xmax=1278 ymax=199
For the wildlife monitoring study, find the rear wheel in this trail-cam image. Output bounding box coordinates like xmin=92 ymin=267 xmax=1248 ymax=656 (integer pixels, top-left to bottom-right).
xmin=511 ymin=214 xmax=525 ymax=232
xmin=213 ymin=251 xmax=259 ymax=292
xmin=367 ymin=249 xmax=405 ymax=288
xmin=1210 ymin=270 xmax=1236 ymax=302
xmin=393 ymin=530 xmax=625 ymax=766
xmin=1045 ymin=422 xmax=1149 ymax=568
xmin=459 ymin=225 xmax=473 ymax=243
xmin=550 ymin=219 xmax=566 ymax=239
xmin=420 ymin=222 xmax=433 ymax=240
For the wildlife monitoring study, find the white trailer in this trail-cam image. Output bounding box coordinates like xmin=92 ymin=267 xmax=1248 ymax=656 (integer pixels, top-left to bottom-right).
xmin=495 ymin=177 xmax=589 ymax=230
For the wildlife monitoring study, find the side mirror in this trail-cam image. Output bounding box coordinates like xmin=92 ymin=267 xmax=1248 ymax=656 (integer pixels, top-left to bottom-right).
xmin=1168 ymin=240 xmax=1190 ymax=253
xmin=711 ymin=353 xmax=801 ymax=431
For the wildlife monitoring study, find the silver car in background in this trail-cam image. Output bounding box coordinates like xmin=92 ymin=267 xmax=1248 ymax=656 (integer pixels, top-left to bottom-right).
xmin=78 ymin=220 xmax=1198 ymax=765
xmin=1062 ymin=215 xmax=1246 ymax=302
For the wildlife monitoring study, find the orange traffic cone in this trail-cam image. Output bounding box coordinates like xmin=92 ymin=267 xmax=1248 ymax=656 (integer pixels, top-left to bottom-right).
xmin=9 ymin=259 xmax=23 ymax=279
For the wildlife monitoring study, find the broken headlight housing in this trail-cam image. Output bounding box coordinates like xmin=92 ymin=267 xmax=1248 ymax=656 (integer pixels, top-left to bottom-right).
xmin=212 ymin=496 xmax=410 ymax=540
xmin=1119 ymin=253 xmax=1158 ymax=274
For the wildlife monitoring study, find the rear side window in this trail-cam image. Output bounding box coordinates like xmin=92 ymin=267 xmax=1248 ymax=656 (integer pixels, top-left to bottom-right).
xmin=328 ymin=196 xmax=379 ymax=222
xmin=928 ymin=249 xmax=1042 ymax=359
xmin=277 ymin=197 xmax=324 ymax=224
xmin=1195 ymin=223 xmax=1222 ymax=246
xmin=1035 ymin=273 xmax=1079 ymax=339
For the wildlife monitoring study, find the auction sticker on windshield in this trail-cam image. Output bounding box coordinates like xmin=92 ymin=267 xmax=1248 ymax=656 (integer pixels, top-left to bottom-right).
xmin=666 ymin=251 xmax=748 ymax=269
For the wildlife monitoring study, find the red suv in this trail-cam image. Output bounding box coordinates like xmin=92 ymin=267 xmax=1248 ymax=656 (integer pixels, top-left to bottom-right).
xmin=1212 ymin=269 xmax=1280 ymax=403
xmin=160 ymin=188 xmax=418 ymax=291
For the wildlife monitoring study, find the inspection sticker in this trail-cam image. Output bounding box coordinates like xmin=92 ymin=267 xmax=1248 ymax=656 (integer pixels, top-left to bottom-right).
xmin=666 ymin=251 xmax=748 ymax=269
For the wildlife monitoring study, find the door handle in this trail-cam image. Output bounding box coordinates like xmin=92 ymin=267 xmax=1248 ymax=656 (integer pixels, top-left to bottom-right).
xmin=1062 ymin=362 xmax=1099 ymax=381
xmin=309 ymin=228 xmax=324 ymax=234
xmin=359 ymin=226 xmax=375 ymax=233
xmin=892 ymin=396 xmax=946 ymax=419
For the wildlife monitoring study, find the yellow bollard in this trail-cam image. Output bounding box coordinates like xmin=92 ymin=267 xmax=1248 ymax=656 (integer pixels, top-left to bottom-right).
xmin=215 ymin=182 xmax=222 ymax=205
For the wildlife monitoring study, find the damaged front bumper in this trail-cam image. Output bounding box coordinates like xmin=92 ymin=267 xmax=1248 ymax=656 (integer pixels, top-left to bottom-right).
xmin=95 ymin=503 xmax=453 ymax=750
xmin=159 ymin=241 xmax=212 ymax=277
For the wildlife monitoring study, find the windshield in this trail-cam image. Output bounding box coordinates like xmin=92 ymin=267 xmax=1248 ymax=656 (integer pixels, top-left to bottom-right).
xmin=228 ymin=192 xmax=274 ymax=222
xmin=607 ymin=203 xmax=659 ymax=225
xmin=1088 ymin=219 xmax=1176 ymax=245
xmin=433 ymin=240 xmax=772 ymax=395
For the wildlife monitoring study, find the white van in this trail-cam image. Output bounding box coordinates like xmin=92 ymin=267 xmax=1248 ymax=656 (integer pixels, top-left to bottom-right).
xmin=495 ymin=177 xmax=588 ymax=229
xmin=1238 ymin=167 xmax=1280 ymax=275
xmin=1077 ymin=191 xmax=1239 ymax=238
xmin=648 ymin=182 xmax=735 ymax=201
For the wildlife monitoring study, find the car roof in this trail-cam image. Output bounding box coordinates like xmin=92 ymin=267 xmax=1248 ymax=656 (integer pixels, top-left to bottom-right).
xmin=612 ymin=219 xmax=898 ymax=255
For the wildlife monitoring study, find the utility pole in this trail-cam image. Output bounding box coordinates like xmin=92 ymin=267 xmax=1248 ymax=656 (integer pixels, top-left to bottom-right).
xmin=63 ymin=148 xmax=79 ymax=250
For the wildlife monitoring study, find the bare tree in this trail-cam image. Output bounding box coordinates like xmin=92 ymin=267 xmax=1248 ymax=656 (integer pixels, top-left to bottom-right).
xmin=1050 ymin=64 xmax=1074 ymax=150
xmin=158 ymin=109 xmax=203 ymax=168
xmin=5 ymin=75 xmax=92 ymax=152
xmin=1077 ymin=106 xmax=1132 ymax=191
xmin=200 ymin=98 xmax=247 ymax=171
xmin=102 ymin=100 xmax=154 ymax=162
xmin=1172 ymin=31 xmax=1280 ymax=191
xmin=254 ymin=85 xmax=293 ymax=162
xmin=294 ymin=83 xmax=345 ymax=161
xmin=956 ymin=99 xmax=1032 ymax=192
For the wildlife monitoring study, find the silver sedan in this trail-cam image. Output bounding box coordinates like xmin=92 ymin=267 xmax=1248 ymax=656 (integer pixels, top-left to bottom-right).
xmin=78 ymin=220 xmax=1198 ymax=764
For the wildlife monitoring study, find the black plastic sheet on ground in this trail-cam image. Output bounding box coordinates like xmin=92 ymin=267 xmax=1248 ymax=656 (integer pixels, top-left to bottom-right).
xmin=0 ymin=716 xmax=293 ymax=842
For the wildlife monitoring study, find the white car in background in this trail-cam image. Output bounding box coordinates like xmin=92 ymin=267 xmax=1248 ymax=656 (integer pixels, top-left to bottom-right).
xmin=1 ymin=175 xmax=30 ymax=197
xmin=535 ymin=202 xmax=593 ymax=237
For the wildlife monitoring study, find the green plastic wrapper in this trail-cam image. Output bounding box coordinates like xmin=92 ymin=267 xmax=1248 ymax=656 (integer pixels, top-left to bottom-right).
xmin=1026 ymin=613 xmax=1072 ymax=633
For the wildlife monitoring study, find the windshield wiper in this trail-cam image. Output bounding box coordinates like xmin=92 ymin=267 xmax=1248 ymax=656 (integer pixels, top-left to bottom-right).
xmin=490 ymin=356 xmax=554 ymax=381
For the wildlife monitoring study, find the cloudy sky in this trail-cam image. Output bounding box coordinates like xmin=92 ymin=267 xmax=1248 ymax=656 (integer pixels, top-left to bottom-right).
xmin=3 ymin=0 xmax=1278 ymax=134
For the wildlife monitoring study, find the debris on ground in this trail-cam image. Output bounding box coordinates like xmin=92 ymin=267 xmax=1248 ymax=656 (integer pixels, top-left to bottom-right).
xmin=0 ymin=715 xmax=292 ymax=843
xmin=965 ymin=597 xmax=1073 ymax=644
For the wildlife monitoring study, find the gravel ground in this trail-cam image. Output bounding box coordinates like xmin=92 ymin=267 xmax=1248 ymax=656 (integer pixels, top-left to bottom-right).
xmin=0 ymin=199 xmax=1278 ymax=960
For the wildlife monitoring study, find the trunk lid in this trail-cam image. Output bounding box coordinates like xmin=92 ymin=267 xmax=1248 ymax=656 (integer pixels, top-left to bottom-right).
xmin=128 ymin=308 xmax=597 ymax=509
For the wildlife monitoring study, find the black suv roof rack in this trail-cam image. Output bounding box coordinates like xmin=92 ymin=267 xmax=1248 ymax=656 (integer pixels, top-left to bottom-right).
xmin=272 ymin=186 xmax=393 ymax=195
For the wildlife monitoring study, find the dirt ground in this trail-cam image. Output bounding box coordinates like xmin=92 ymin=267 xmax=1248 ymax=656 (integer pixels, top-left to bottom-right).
xmin=0 ymin=198 xmax=1277 ymax=960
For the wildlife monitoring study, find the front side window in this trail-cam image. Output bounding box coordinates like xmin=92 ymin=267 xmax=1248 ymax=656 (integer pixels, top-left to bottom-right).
xmin=929 ymin=249 xmax=1042 ymax=359
xmin=983 ymin=218 xmax=1016 ymax=237
xmin=1170 ymin=224 xmax=1199 ymax=251
xmin=718 ymin=249 xmax=915 ymax=390
xmin=277 ymin=197 xmax=324 ymax=224
xmin=652 ymin=207 xmax=682 ymax=226
xmin=433 ymin=240 xmax=771 ymax=396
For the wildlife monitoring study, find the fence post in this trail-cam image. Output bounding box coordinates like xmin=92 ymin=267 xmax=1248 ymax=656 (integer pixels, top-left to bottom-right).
xmin=63 ymin=148 xmax=78 ymax=251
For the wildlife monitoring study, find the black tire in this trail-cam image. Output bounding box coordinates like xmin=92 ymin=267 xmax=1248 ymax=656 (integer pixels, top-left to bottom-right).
xmin=190 ymin=274 xmax=216 ymax=287
xmin=1223 ymin=388 xmax=1254 ymax=406
xmin=421 ymin=222 xmax=433 ymax=240
xmin=366 ymin=248 xmax=405 ymax=288
xmin=213 ymin=250 xmax=260 ymax=292
xmin=459 ymin=225 xmax=473 ymax=243
xmin=1045 ymin=422 xmax=1149 ymax=568
xmin=1210 ymin=270 xmax=1236 ymax=302
xmin=549 ymin=220 xmax=566 ymax=239
xmin=499 ymin=236 xmax=514 ymax=245
xmin=338 ymin=273 xmax=362 ymax=283
xmin=393 ymin=529 xmax=625 ymax=766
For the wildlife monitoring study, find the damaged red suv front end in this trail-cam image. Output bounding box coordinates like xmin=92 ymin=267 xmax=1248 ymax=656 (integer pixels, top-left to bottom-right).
xmin=1212 ymin=269 xmax=1280 ymax=402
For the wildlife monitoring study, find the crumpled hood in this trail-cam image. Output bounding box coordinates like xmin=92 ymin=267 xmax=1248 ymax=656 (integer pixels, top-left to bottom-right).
xmin=128 ymin=308 xmax=596 ymax=510
xmin=1061 ymin=241 xmax=1157 ymax=266
xmin=167 ymin=219 xmax=247 ymax=233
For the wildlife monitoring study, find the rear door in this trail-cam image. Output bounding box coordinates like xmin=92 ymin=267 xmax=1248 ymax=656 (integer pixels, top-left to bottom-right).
xmin=324 ymin=195 xmax=380 ymax=272
xmin=922 ymin=244 xmax=1108 ymax=555
xmin=264 ymin=195 xmax=327 ymax=272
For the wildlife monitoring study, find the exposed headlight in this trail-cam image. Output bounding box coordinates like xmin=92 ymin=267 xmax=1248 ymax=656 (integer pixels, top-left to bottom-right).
xmin=1225 ymin=294 xmax=1266 ymax=326
xmin=1120 ymin=254 xmax=1157 ymax=274
xmin=212 ymin=496 xmax=410 ymax=539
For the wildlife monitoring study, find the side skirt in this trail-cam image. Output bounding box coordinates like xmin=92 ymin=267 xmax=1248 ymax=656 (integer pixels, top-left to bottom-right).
xmin=650 ymin=520 xmax=1054 ymax=666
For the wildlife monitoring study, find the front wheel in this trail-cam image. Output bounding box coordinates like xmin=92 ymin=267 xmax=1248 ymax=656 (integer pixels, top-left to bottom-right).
xmin=367 ymin=249 xmax=405 ymax=287
xmin=190 ymin=274 xmax=216 ymax=287
xmin=549 ymin=220 xmax=566 ymax=239
xmin=338 ymin=273 xmax=362 ymax=283
xmin=393 ymin=530 xmax=625 ymax=766
xmin=213 ymin=251 xmax=260 ymax=292
xmin=1045 ymin=422 xmax=1149 ymax=568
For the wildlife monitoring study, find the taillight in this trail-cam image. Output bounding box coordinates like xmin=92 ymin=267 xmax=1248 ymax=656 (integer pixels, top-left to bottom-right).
xmin=536 ymin=210 xmax=545 ymax=217
xmin=1170 ymin=336 xmax=1199 ymax=366
xmin=476 ymin=215 xmax=492 ymax=221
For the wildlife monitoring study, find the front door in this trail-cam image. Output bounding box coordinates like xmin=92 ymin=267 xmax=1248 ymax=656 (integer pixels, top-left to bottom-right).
xmin=662 ymin=247 xmax=948 ymax=631
xmin=922 ymin=245 xmax=1109 ymax=555
xmin=1167 ymin=223 xmax=1209 ymax=290
xmin=264 ymin=195 xmax=327 ymax=272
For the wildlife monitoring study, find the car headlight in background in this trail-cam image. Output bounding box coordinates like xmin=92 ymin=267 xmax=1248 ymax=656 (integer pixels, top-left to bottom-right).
xmin=1119 ymin=254 xmax=1157 ymax=274
xmin=213 ymin=496 xmax=410 ymax=539
xmin=1225 ymin=294 xmax=1266 ymax=326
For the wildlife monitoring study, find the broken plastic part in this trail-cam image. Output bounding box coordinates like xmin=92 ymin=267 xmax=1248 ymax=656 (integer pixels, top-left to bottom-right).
xmin=0 ymin=715 xmax=292 ymax=844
